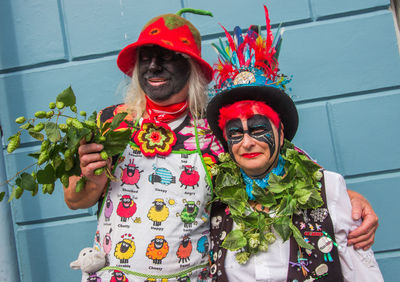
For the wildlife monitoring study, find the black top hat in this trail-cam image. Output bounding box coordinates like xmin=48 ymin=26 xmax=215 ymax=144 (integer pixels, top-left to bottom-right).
xmin=206 ymin=5 xmax=298 ymax=151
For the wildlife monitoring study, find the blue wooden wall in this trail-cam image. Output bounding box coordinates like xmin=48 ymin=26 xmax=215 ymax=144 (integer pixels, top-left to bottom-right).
xmin=0 ymin=0 xmax=399 ymax=281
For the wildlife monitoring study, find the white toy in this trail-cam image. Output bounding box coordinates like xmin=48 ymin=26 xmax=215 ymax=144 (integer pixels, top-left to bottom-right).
xmin=70 ymin=247 xmax=106 ymax=273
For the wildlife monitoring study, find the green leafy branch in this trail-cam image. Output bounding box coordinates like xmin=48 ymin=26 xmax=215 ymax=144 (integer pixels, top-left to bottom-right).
xmin=0 ymin=86 xmax=132 ymax=202
xmin=211 ymin=140 xmax=324 ymax=264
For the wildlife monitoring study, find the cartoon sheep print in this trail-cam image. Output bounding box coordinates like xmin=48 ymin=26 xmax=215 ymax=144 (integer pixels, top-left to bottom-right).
xmin=147 ymin=199 xmax=169 ymax=226
xmin=177 ymin=200 xmax=200 ymax=228
xmin=121 ymin=159 xmax=143 ymax=188
xmin=148 ymin=165 xmax=176 ymax=185
xmin=114 ymin=234 xmax=136 ymax=264
xmin=110 ymin=270 xmax=129 ymax=282
xmin=179 ymin=165 xmax=200 ymax=189
xmin=176 ymin=235 xmax=192 ymax=263
xmin=146 ymin=235 xmax=169 ymax=264
xmin=103 ymin=228 xmax=113 ymax=265
xmin=196 ymin=235 xmax=209 ymax=258
xmin=117 ymin=195 xmax=137 ymax=222
xmin=104 ymin=194 xmax=113 ymax=222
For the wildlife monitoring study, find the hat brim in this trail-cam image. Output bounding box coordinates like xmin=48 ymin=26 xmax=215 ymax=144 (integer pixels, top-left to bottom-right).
xmin=117 ymin=39 xmax=213 ymax=83
xmin=206 ymin=85 xmax=298 ymax=151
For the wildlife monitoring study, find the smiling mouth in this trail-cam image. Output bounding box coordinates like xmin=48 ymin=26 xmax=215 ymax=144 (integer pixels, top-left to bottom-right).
xmin=241 ymin=153 xmax=262 ymax=158
xmin=148 ymin=77 xmax=169 ymax=87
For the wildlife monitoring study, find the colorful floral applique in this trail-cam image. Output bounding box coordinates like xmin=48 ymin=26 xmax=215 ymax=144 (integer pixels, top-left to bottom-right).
xmin=134 ymin=119 xmax=177 ymax=157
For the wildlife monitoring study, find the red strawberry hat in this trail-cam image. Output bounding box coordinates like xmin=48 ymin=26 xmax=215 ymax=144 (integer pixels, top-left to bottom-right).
xmin=117 ymin=8 xmax=213 ymax=82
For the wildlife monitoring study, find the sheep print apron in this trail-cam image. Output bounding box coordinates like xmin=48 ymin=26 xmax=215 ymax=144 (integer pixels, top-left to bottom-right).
xmin=82 ymin=107 xmax=223 ymax=282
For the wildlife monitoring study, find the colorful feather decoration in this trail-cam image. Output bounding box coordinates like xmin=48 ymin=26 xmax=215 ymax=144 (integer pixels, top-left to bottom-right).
xmin=211 ymin=5 xmax=290 ymax=94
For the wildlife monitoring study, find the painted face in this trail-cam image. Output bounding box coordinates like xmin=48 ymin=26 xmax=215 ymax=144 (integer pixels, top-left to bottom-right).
xmin=138 ymin=45 xmax=191 ymax=102
xmin=225 ymin=114 xmax=282 ymax=176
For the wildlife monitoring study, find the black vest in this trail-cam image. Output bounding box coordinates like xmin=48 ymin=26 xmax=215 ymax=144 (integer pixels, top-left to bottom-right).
xmin=209 ymin=172 xmax=343 ymax=281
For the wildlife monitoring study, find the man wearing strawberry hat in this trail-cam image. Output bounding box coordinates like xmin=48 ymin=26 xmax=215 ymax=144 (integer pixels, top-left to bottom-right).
xmin=66 ymin=9 xmax=223 ymax=281
xmin=64 ymin=8 xmax=378 ymax=281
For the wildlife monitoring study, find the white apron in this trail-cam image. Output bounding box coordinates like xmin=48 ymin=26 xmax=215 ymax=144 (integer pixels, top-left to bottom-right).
xmin=83 ymin=114 xmax=216 ymax=282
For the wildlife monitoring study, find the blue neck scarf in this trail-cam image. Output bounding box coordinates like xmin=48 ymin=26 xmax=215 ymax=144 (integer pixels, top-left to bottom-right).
xmin=241 ymin=154 xmax=285 ymax=200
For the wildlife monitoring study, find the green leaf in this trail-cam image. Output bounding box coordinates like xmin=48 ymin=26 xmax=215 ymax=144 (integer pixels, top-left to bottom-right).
xmin=252 ymin=183 xmax=277 ymax=207
xmin=293 ymin=186 xmax=313 ymax=205
xmin=28 ymin=152 xmax=41 ymax=159
xmin=45 ymin=122 xmax=61 ymax=143
xmin=66 ymin=126 xmax=91 ymax=150
xmin=242 ymin=211 xmax=261 ymax=227
xmin=28 ymin=129 xmax=44 ymax=141
xmin=0 ymin=191 xmax=5 ymax=202
xmin=273 ymin=216 xmax=292 ymax=241
xmin=290 ymin=222 xmax=314 ymax=249
xmin=17 ymin=172 xmax=36 ymax=191
xmin=300 ymin=188 xmax=323 ymax=209
xmin=56 ymin=86 xmax=76 ymax=107
xmin=215 ymin=170 xmax=242 ymax=189
xmin=267 ymin=173 xmax=290 ymax=193
xmin=103 ymin=129 xmax=132 ymax=156
xmin=55 ymin=160 xmax=66 ymax=178
xmin=37 ymin=164 xmax=56 ymax=184
xmin=217 ymin=185 xmax=248 ymax=215
xmin=221 ymin=229 xmax=247 ymax=251
xmin=105 ymin=112 xmax=128 ymax=133
xmin=277 ymin=195 xmax=297 ymax=216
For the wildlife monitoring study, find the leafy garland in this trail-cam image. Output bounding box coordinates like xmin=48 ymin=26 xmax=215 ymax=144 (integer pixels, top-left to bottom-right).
xmin=211 ymin=140 xmax=324 ymax=264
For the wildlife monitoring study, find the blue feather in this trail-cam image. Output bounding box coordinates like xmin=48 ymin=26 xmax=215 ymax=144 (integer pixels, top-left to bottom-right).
xmin=233 ymin=26 xmax=243 ymax=47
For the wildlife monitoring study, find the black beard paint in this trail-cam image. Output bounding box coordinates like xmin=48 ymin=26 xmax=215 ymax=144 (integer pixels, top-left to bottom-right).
xmin=138 ymin=45 xmax=191 ymax=102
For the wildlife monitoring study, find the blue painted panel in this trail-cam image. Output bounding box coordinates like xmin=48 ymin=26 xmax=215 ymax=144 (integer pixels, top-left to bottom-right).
xmin=63 ymin=0 xmax=182 ymax=58
xmin=15 ymin=217 xmax=97 ymax=282
xmin=0 ymin=57 xmax=124 ymax=143
xmin=0 ymin=0 xmax=65 ymax=70
xmin=0 ymin=142 xmax=20 ymax=281
xmin=376 ymin=252 xmax=400 ymax=281
xmin=312 ymin=0 xmax=390 ymax=19
xmin=345 ymin=173 xmax=400 ymax=252
xmin=279 ymin=11 xmax=400 ymax=102
xmin=4 ymin=146 xmax=95 ymax=223
xmin=291 ymin=103 xmax=338 ymax=171
xmin=186 ymin=0 xmax=311 ymax=36
xmin=328 ymin=91 xmax=400 ymax=175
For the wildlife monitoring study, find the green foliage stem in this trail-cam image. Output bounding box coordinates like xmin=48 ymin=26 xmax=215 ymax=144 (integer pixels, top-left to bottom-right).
xmin=1 ymin=86 xmax=132 ymax=201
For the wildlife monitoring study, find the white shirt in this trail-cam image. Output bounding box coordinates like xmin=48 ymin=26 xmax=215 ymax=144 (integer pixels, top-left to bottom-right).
xmin=225 ymin=171 xmax=384 ymax=282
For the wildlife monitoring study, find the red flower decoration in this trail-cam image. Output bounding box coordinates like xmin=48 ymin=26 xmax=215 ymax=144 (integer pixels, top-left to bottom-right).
xmin=134 ymin=119 xmax=177 ymax=157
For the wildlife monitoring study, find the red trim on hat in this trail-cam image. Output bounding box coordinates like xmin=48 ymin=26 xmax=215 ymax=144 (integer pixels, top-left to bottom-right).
xmin=218 ymin=100 xmax=281 ymax=132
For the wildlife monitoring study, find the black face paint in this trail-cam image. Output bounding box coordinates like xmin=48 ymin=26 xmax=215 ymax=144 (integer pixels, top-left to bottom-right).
xmin=138 ymin=45 xmax=191 ymax=102
xmin=225 ymin=115 xmax=276 ymax=153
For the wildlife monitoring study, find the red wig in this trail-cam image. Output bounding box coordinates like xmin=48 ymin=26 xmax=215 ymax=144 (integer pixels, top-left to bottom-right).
xmin=218 ymin=100 xmax=281 ymax=133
